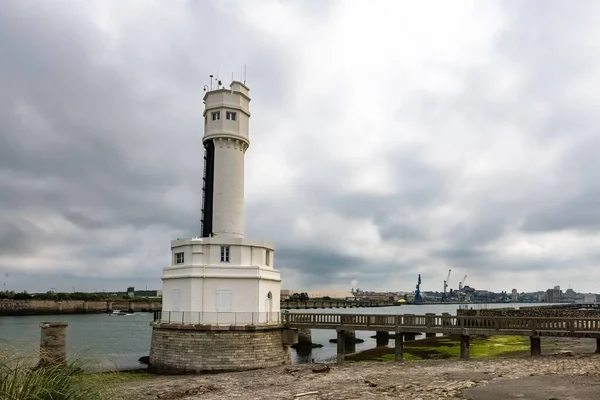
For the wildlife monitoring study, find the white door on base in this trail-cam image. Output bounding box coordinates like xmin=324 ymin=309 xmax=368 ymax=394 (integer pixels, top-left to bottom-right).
xmin=171 ymin=289 xmax=181 ymax=311
xmin=217 ymin=290 xmax=232 ymax=312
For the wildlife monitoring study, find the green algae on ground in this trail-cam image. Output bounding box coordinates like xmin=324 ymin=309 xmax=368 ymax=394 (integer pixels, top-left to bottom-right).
xmin=346 ymin=335 xmax=530 ymax=362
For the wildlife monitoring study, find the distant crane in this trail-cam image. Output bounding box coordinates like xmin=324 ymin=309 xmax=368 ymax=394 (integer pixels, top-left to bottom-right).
xmin=414 ymin=274 xmax=423 ymax=304
xmin=459 ymin=275 xmax=467 ymax=291
xmin=443 ymin=269 xmax=451 ymax=301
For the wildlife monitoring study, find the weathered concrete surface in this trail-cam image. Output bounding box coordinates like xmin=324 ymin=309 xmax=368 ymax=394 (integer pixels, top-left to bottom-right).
xmin=463 ymin=375 xmax=600 ymax=400
xmin=38 ymin=322 xmax=67 ymax=367
xmin=121 ymin=352 xmax=600 ymax=399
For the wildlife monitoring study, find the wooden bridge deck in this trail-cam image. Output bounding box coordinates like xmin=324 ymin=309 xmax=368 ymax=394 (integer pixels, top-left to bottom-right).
xmin=282 ymin=312 xmax=600 ymax=338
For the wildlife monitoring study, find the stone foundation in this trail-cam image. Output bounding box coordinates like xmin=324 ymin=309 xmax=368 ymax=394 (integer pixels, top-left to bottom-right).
xmin=149 ymin=323 xmax=292 ymax=374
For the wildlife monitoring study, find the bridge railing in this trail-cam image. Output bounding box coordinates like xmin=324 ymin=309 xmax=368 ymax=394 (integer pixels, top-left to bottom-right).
xmin=281 ymin=313 xmax=600 ymax=333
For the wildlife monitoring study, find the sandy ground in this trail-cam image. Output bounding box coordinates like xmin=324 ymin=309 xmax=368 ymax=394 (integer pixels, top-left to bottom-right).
xmin=121 ymin=338 xmax=600 ymax=400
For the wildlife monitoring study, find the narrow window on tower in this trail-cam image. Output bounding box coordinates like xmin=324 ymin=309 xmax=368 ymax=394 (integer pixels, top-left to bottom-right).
xmin=174 ymin=252 xmax=184 ymax=264
xmin=265 ymin=250 xmax=270 ymax=266
xmin=226 ymin=111 xmax=237 ymax=121
xmin=211 ymin=111 xmax=220 ymax=121
xmin=220 ymin=246 xmax=230 ymax=262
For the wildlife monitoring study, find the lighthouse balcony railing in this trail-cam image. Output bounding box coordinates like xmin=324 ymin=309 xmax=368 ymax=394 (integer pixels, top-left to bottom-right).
xmin=153 ymin=310 xmax=281 ymax=326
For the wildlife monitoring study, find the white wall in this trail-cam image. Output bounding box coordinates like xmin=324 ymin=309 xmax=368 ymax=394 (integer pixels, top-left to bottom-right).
xmin=211 ymin=138 xmax=246 ymax=238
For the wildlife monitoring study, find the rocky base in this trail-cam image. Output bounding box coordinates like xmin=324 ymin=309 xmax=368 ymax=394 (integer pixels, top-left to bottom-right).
xmin=149 ymin=323 xmax=291 ymax=374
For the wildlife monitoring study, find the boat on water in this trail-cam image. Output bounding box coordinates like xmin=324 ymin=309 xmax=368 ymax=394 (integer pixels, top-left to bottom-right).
xmin=108 ymin=310 xmax=134 ymax=316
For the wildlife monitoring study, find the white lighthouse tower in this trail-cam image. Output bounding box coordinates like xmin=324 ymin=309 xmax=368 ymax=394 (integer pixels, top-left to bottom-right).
xmin=160 ymin=80 xmax=281 ymax=324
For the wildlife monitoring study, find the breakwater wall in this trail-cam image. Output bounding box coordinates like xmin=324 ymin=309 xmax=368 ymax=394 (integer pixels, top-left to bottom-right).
xmin=457 ymin=304 xmax=600 ymax=318
xmin=0 ymin=299 xmax=162 ymax=316
xmin=281 ymin=300 xmax=396 ymax=309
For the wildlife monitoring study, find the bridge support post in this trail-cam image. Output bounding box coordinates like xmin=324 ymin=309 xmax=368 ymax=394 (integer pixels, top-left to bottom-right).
xmin=425 ymin=313 xmax=435 ymax=338
xmin=336 ymin=329 xmax=345 ymax=365
xmin=394 ymin=332 xmax=404 ymax=362
xmin=441 ymin=312 xmax=451 ymax=336
xmin=530 ymin=337 xmax=541 ymax=356
xmin=596 ymin=338 xmax=600 ymax=353
xmin=460 ymin=335 xmax=470 ymax=359
xmin=298 ymin=329 xmax=312 ymax=346
xmin=375 ymin=331 xmax=389 ymax=346
xmin=345 ymin=330 xmax=356 ymax=354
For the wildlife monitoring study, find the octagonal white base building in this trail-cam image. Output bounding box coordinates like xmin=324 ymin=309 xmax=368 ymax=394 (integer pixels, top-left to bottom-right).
xmin=161 ymin=236 xmax=280 ymax=324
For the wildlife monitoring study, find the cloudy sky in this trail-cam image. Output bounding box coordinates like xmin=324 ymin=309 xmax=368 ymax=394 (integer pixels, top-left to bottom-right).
xmin=1 ymin=0 xmax=600 ymax=294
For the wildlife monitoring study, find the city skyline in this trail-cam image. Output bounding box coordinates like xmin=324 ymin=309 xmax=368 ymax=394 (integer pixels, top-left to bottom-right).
xmin=2 ymin=1 xmax=600 ymax=293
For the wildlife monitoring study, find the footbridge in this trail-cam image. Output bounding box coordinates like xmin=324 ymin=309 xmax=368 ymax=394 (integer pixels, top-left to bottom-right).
xmin=282 ymin=312 xmax=600 ymax=364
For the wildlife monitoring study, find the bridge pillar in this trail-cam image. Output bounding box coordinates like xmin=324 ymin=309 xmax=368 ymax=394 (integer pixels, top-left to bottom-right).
xmin=336 ymin=329 xmax=345 ymax=365
xmin=394 ymin=332 xmax=404 ymax=361
xmin=441 ymin=312 xmax=452 ymax=335
xmin=460 ymin=335 xmax=470 ymax=359
xmin=596 ymin=338 xmax=600 ymax=353
xmin=375 ymin=331 xmax=389 ymax=346
xmin=530 ymin=337 xmax=541 ymax=356
xmin=345 ymin=330 xmax=356 ymax=354
xmin=298 ymin=329 xmax=312 ymax=345
xmin=425 ymin=313 xmax=435 ymax=338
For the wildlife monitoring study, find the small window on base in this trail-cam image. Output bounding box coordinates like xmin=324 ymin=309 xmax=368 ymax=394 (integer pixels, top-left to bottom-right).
xmin=220 ymin=246 xmax=230 ymax=262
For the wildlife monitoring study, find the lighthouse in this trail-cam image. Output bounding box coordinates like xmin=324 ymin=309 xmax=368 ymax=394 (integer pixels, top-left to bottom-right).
xmin=159 ymin=80 xmax=282 ymax=324
xmin=149 ymin=80 xmax=293 ymax=375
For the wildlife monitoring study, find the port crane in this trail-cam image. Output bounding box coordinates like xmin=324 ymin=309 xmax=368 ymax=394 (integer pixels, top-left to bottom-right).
xmin=459 ymin=275 xmax=467 ymax=291
xmin=414 ymin=274 xmax=423 ymax=304
xmin=442 ymin=269 xmax=451 ymax=301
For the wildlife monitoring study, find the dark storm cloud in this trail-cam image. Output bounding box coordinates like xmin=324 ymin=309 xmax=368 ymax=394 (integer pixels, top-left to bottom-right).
xmin=0 ymin=0 xmax=296 ymax=291
xmin=2 ymin=0 xmax=600 ymax=293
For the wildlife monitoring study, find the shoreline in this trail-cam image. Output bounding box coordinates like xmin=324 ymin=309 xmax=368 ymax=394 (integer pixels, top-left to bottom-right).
xmin=115 ymin=350 xmax=600 ymax=399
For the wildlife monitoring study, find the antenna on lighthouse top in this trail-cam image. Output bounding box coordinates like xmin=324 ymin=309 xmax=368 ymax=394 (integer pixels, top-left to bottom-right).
xmin=244 ymin=64 xmax=247 ymax=84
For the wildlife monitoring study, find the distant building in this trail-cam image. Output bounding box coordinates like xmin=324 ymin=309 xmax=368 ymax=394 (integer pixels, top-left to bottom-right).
xmin=583 ymin=293 xmax=597 ymax=304
xmin=132 ymin=290 xmax=162 ymax=298
xmin=546 ymin=287 xmax=562 ymax=302
xmin=281 ymin=289 xmax=355 ymax=300
xmin=127 ymin=287 xmax=135 ymax=298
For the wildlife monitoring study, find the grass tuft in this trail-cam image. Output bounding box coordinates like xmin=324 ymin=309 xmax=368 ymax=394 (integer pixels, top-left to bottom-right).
xmin=0 ymin=352 xmax=153 ymax=400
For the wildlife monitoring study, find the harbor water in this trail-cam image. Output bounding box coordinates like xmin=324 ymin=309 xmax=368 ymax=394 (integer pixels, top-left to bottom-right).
xmin=0 ymin=303 xmax=543 ymax=370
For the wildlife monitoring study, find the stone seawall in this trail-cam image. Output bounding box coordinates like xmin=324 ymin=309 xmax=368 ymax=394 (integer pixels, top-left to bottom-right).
xmin=457 ymin=306 xmax=600 ymax=318
xmin=149 ymin=323 xmax=292 ymax=374
xmin=0 ymin=299 xmax=162 ymax=316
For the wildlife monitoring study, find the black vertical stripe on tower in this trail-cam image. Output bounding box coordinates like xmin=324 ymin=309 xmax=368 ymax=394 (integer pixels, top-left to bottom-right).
xmin=201 ymin=139 xmax=215 ymax=237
